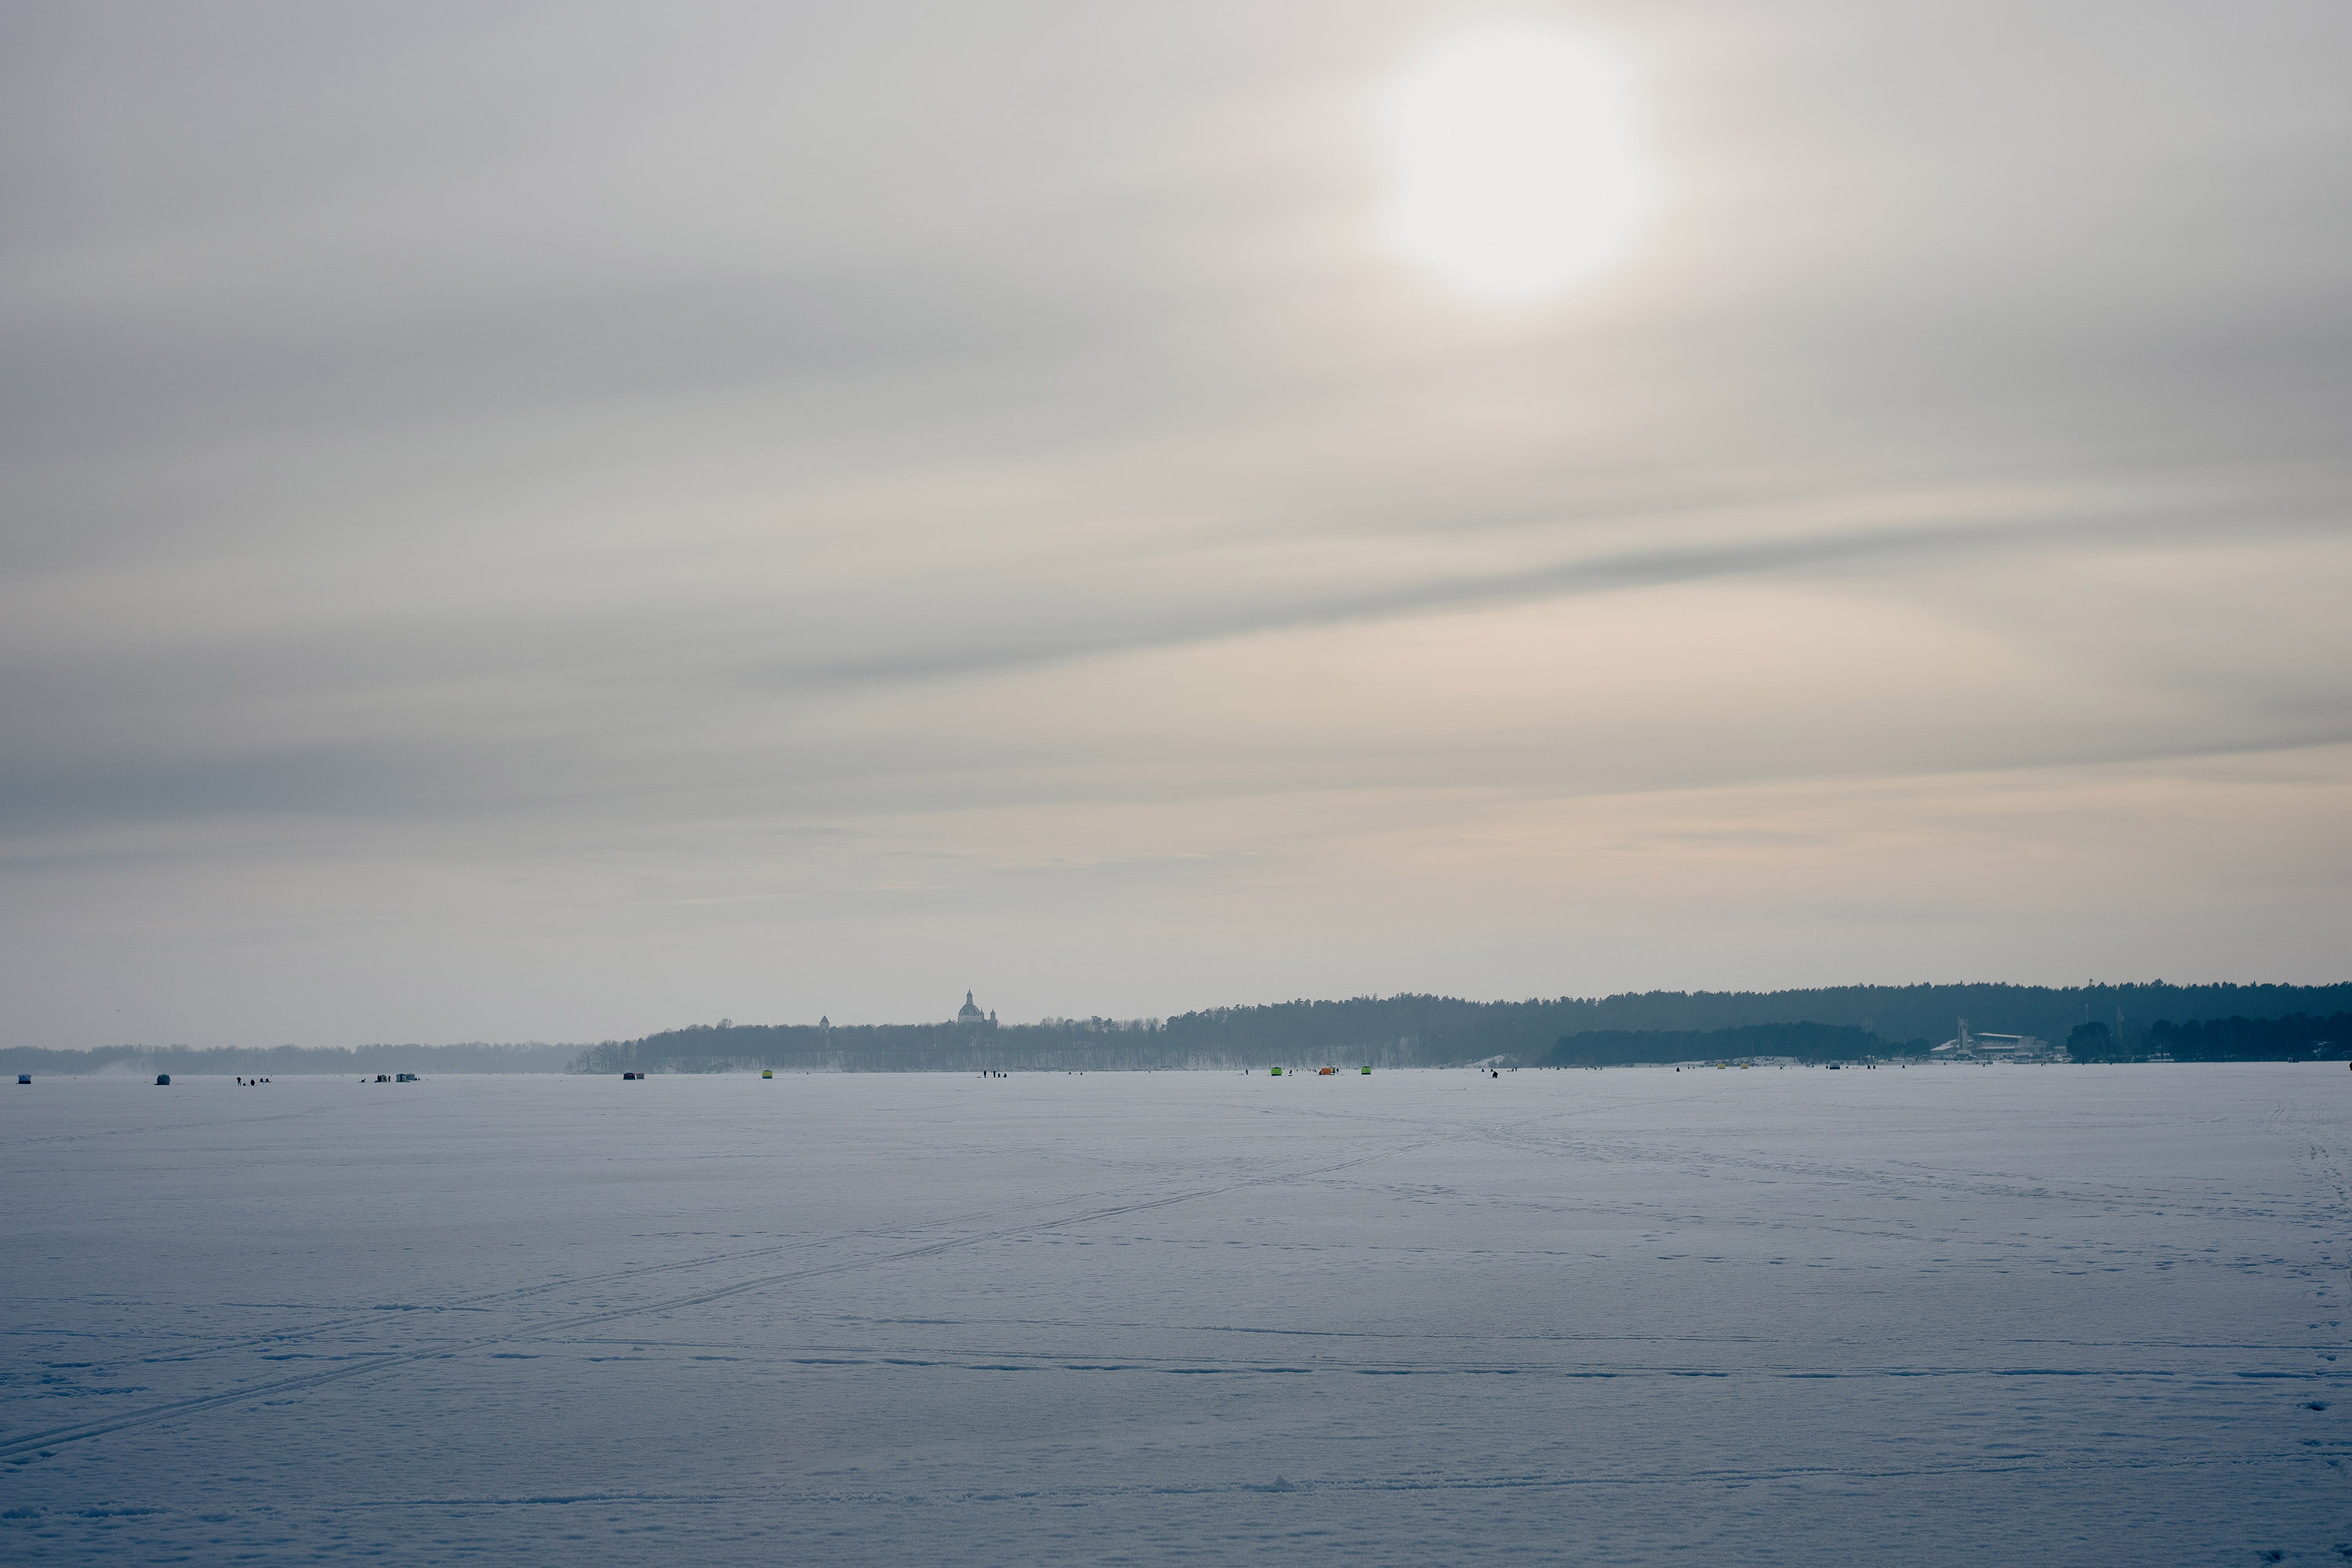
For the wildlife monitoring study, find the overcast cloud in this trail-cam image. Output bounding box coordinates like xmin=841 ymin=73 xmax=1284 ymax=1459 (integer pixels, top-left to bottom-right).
xmin=3 ymin=1 xmax=2347 ymax=1047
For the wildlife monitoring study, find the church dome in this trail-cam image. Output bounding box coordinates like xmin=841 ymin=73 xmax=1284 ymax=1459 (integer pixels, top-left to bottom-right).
xmin=957 ymin=990 xmax=986 ymax=1026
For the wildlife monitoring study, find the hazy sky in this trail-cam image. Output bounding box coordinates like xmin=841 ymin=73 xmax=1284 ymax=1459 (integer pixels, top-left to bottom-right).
xmin=4 ymin=2 xmax=2347 ymax=1047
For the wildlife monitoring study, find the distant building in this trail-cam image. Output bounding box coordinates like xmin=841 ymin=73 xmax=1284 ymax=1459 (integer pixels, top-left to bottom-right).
xmin=956 ymin=991 xmax=997 ymax=1030
xmin=1930 ymin=1018 xmax=2056 ymax=1062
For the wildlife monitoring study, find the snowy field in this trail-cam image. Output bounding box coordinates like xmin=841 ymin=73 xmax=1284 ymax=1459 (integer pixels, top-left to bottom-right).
xmin=3 ymin=1065 xmax=2347 ymax=1565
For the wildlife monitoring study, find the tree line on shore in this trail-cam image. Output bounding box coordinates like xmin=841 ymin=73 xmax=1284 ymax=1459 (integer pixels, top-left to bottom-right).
xmin=582 ymin=982 xmax=2350 ymax=1073
xmin=1546 ymin=1022 xmax=1903 ymax=1066
xmin=2067 ymin=1012 xmax=2352 ymax=1063
xmin=7 ymin=982 xmax=2345 ymax=1076
xmin=0 ymin=1042 xmax=577 ymax=1077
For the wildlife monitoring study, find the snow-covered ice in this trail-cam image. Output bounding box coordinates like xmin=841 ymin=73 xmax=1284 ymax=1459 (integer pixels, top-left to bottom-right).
xmin=3 ymin=1065 xmax=2347 ymax=1563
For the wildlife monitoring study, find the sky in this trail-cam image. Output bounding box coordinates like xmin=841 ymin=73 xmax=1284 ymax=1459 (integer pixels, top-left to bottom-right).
xmin=3 ymin=1 xmax=2347 ymax=1049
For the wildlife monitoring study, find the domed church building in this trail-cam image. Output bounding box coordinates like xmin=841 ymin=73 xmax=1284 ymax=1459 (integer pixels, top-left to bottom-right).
xmin=956 ymin=991 xmax=997 ymax=1030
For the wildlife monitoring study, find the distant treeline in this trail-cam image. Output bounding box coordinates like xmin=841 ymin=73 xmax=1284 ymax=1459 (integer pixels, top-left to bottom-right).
xmin=575 ymin=1018 xmax=1194 ymax=1076
xmin=581 ymin=981 xmax=2351 ymax=1073
xmin=1142 ymin=982 xmax=2350 ymax=1069
xmin=0 ymin=1042 xmax=579 ymax=1076
xmin=2068 ymin=1013 xmax=2352 ymax=1063
xmin=13 ymin=984 xmax=2346 ymax=1078
xmin=1547 ymin=1022 xmax=1906 ymax=1066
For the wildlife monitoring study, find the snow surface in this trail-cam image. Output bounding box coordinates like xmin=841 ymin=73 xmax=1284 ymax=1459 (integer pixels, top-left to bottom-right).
xmin=3 ymin=1066 xmax=2347 ymax=1564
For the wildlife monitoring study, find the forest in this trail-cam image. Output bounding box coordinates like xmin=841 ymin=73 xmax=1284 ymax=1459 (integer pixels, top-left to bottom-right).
xmin=9 ymin=982 xmax=2347 ymax=1076
xmin=0 ymin=1041 xmax=576 ymax=1077
xmin=1545 ymin=1022 xmax=1900 ymax=1065
xmin=583 ymin=982 xmax=2351 ymax=1073
xmin=2067 ymin=1012 xmax=2352 ymax=1063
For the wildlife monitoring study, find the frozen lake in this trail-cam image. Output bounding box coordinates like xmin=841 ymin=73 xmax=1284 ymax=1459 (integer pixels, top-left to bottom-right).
xmin=4 ymin=1065 xmax=2347 ymax=1563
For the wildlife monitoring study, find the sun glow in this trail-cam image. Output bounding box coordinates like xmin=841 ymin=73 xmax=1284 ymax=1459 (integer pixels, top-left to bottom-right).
xmin=1380 ymin=24 xmax=1657 ymax=302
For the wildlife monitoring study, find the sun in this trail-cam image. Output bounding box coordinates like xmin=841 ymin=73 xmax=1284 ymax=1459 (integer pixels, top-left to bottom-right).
xmin=1379 ymin=24 xmax=1658 ymax=302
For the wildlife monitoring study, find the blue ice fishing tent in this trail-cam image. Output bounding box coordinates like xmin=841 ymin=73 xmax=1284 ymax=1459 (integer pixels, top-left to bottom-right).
xmin=16 ymin=1074 xmax=28 ymax=1084
xmin=154 ymin=1073 xmax=171 ymax=1086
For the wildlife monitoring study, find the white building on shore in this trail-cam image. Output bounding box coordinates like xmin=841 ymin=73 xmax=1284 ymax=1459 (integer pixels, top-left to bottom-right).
xmin=1931 ymin=1019 xmax=2057 ymax=1062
